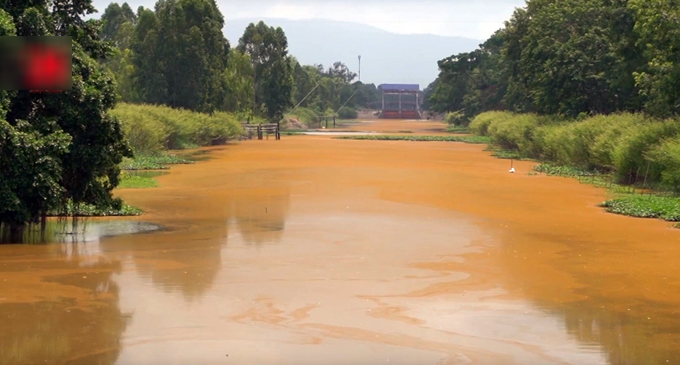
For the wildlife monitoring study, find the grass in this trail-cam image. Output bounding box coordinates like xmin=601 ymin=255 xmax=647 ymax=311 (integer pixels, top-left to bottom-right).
xmin=599 ymin=195 xmax=680 ymax=222
xmin=121 ymin=154 xmax=194 ymax=170
xmin=118 ymin=170 xmax=163 ymax=189
xmin=446 ymin=126 xmax=470 ymax=134
xmin=532 ymin=163 xmax=680 ymax=226
xmin=333 ymin=135 xmax=491 ymax=144
xmin=112 ymin=103 xmax=243 ymax=155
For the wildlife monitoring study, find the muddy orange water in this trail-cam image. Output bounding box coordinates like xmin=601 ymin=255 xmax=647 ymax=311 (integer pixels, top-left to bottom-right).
xmin=1 ymin=120 xmax=679 ymax=365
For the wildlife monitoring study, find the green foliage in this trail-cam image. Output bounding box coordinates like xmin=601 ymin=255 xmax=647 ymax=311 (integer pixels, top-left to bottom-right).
xmin=237 ymin=21 xmax=293 ymax=121
xmin=534 ymin=164 xmax=597 ymax=177
xmin=47 ymin=200 xmax=142 ymax=217
xmin=473 ymin=111 xmax=680 ymax=189
xmin=111 ymin=103 xmax=242 ymax=155
xmin=221 ymin=49 xmax=255 ymax=113
xmin=646 ymin=136 xmax=680 ymax=192
xmin=469 ymin=111 xmax=514 ymax=136
xmin=334 ymin=135 xmax=491 ymax=144
xmin=1 ymin=0 xmax=134 ymax=242
xmin=445 ymin=125 xmax=470 ymax=134
xmin=629 ymin=0 xmax=680 ymax=118
xmin=337 ymin=106 xmax=358 ymax=119
xmin=118 ymin=171 xmax=161 ymax=189
xmin=600 ymin=195 xmax=680 ymax=222
xmin=120 ymin=153 xmax=193 ymax=170
xmin=129 ymin=0 xmax=229 ymax=113
xmin=444 ymin=111 xmax=468 ymax=126
xmin=428 ymin=0 xmax=680 ymax=119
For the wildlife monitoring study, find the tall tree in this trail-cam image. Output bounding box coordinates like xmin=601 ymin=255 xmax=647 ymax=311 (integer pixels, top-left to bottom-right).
xmin=237 ymin=21 xmax=293 ymax=121
xmin=131 ymin=0 xmax=230 ymax=112
xmin=629 ymin=0 xmax=680 ymax=118
xmin=221 ymin=49 xmax=254 ymax=113
xmin=0 ymin=0 xmax=132 ymax=242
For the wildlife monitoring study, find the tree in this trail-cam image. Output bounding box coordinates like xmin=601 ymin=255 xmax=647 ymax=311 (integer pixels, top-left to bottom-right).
xmin=327 ymin=62 xmax=357 ymax=84
xmin=237 ymin=21 xmax=293 ymax=121
xmin=629 ymin=0 xmax=680 ymax=118
xmin=221 ymin=49 xmax=254 ymax=113
xmin=130 ymin=0 xmax=230 ymax=112
xmin=0 ymin=0 xmax=132 ymax=243
xmin=101 ymin=2 xmax=136 ymax=45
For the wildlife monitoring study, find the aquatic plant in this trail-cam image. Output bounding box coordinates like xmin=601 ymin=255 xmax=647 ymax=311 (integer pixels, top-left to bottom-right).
xmin=446 ymin=125 xmax=470 ymax=134
xmin=121 ymin=154 xmax=194 ymax=170
xmin=333 ymin=135 xmax=491 ymax=144
xmin=600 ymin=195 xmax=680 ymax=222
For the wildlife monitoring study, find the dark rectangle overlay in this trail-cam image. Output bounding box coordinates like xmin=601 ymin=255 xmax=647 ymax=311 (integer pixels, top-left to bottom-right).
xmin=0 ymin=36 xmax=72 ymax=91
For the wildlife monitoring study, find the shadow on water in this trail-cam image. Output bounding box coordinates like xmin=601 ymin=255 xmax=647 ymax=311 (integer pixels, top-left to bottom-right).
xmin=495 ymin=231 xmax=680 ymax=365
xmin=0 ymin=246 xmax=130 ymax=364
xmin=128 ymin=179 xmax=292 ymax=300
xmin=229 ymin=187 xmax=291 ymax=246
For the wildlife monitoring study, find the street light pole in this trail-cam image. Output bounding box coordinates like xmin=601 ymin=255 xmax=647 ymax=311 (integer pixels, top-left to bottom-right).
xmin=358 ymin=55 xmax=361 ymax=83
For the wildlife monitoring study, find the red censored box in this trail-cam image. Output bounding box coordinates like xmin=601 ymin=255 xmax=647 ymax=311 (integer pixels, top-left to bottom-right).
xmin=0 ymin=36 xmax=72 ymax=91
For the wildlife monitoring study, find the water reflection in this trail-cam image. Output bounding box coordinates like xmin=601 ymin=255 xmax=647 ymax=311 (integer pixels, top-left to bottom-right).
xmin=495 ymin=229 xmax=680 ymax=365
xmin=559 ymin=303 xmax=678 ymax=365
xmin=0 ymin=247 xmax=130 ymax=364
xmin=229 ymin=187 xmax=291 ymax=246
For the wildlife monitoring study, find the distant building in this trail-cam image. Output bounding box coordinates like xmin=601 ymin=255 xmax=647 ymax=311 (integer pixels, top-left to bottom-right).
xmin=378 ymin=84 xmax=421 ymax=119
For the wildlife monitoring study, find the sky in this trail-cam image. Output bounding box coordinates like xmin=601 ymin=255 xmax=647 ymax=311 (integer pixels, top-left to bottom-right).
xmin=92 ymin=0 xmax=527 ymax=40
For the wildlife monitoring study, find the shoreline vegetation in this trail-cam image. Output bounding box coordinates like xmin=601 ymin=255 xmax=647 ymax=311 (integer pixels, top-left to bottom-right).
xmin=333 ymin=135 xmax=490 ymax=143
xmin=466 ymin=111 xmax=680 ymax=227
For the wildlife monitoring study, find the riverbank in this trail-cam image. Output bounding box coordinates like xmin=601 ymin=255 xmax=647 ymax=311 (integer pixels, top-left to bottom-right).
xmin=462 ymin=111 xmax=680 ymax=227
xmin=2 ymin=125 xmax=679 ymax=363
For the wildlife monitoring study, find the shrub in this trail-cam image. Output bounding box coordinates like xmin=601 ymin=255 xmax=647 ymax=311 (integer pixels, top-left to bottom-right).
xmin=469 ymin=111 xmax=513 ymax=136
xmin=646 ymin=136 xmax=680 ymax=192
xmin=337 ymin=106 xmax=358 ymax=119
xmin=111 ymin=103 xmax=243 ymax=155
xmin=487 ymin=114 xmax=540 ymax=153
xmin=612 ymin=118 xmax=680 ymax=184
xmin=445 ymin=111 xmax=468 ymax=126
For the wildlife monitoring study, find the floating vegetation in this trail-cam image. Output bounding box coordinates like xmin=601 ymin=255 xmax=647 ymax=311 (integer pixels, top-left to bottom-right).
xmin=600 ymin=195 xmax=680 ymax=222
xmin=333 ymin=135 xmax=491 ymax=144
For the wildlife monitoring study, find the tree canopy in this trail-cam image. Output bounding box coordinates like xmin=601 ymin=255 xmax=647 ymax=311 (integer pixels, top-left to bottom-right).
xmin=428 ymin=0 xmax=680 ymax=122
xmin=0 ymin=0 xmax=132 ymax=242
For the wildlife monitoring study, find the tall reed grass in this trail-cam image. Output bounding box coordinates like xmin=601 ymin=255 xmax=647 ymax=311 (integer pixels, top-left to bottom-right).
xmin=111 ymin=103 xmax=243 ymax=155
xmin=470 ymin=111 xmax=680 ymax=190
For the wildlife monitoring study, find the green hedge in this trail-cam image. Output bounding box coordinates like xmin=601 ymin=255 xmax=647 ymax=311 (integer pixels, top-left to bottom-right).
xmin=111 ymin=103 xmax=243 ymax=155
xmin=470 ymin=111 xmax=680 ymax=189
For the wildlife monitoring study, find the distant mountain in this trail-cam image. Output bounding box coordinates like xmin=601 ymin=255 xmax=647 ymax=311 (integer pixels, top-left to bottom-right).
xmin=223 ymin=18 xmax=482 ymax=89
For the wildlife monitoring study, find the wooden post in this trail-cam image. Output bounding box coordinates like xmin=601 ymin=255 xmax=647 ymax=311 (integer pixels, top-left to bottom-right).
xmin=333 ymin=116 xmax=336 ymax=128
xmin=326 ymin=117 xmax=328 ymax=129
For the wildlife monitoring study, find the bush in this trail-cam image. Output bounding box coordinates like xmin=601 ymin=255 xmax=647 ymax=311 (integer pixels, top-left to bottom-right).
xmin=612 ymin=118 xmax=680 ymax=184
xmin=111 ymin=103 xmax=243 ymax=155
xmin=487 ymin=113 xmax=540 ymax=153
xmin=469 ymin=112 xmax=680 ymax=188
xmin=469 ymin=111 xmax=514 ymax=136
xmin=337 ymin=106 xmax=358 ymax=119
xmin=445 ymin=111 xmax=468 ymax=126
xmin=646 ymin=136 xmax=680 ymax=192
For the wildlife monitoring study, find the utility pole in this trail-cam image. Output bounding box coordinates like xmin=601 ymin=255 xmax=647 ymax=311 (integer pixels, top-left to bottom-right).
xmin=358 ymin=55 xmax=361 ymax=83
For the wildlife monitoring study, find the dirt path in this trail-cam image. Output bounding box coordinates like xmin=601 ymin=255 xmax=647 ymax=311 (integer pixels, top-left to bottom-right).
xmin=0 ymin=120 xmax=678 ymax=364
